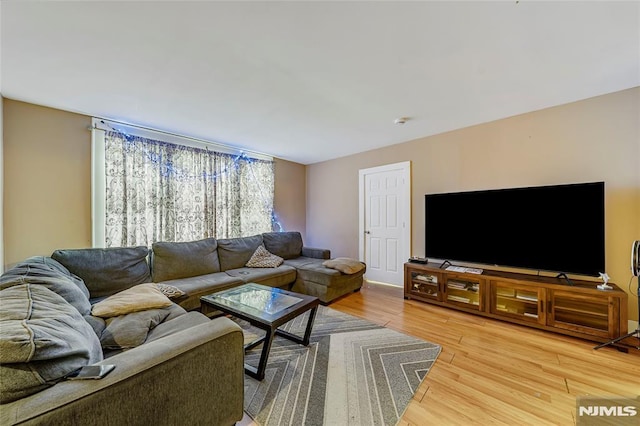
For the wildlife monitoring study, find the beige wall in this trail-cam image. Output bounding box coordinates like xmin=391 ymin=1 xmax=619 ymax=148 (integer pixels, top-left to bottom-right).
xmin=274 ymin=158 xmax=306 ymax=240
xmin=4 ymin=100 xmax=92 ymax=266
xmin=2 ymin=99 xmax=307 ymax=268
xmin=307 ymin=87 xmax=640 ymax=319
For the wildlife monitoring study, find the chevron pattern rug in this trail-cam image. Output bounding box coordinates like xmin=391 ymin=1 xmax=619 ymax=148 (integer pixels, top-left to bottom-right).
xmin=239 ymin=306 xmax=441 ymax=426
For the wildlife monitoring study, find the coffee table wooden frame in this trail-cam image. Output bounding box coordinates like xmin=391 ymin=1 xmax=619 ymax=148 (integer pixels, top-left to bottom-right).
xmin=200 ymin=283 xmax=319 ymax=380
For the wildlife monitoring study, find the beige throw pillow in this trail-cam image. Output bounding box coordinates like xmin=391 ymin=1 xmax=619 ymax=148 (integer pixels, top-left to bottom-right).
xmin=323 ymin=258 xmax=365 ymax=274
xmin=91 ymin=283 xmax=173 ymax=318
xmin=246 ymin=245 xmax=284 ymax=268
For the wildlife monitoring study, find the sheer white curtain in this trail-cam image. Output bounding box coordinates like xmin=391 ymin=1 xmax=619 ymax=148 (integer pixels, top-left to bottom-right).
xmin=103 ymin=130 xmax=274 ymax=247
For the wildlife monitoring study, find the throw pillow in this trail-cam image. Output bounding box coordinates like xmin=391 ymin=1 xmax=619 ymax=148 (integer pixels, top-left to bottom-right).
xmin=155 ymin=283 xmax=186 ymax=299
xmin=100 ymin=308 xmax=171 ymax=349
xmin=322 ymin=258 xmax=366 ymax=274
xmin=83 ymin=314 xmax=106 ymax=339
xmin=91 ymin=283 xmax=173 ymax=318
xmin=0 ymin=284 xmax=103 ymax=403
xmin=246 ymin=245 xmax=284 ymax=268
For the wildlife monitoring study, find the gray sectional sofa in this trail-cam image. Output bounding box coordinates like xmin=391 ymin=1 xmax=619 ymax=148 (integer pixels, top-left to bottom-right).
xmin=0 ymin=231 xmax=365 ymax=424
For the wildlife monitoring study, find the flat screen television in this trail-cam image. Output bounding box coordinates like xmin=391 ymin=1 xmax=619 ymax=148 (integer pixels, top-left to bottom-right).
xmin=424 ymin=181 xmax=605 ymax=277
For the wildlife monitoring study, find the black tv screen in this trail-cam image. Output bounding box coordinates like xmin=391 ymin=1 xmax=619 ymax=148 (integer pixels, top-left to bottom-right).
xmin=425 ymin=182 xmax=605 ymax=277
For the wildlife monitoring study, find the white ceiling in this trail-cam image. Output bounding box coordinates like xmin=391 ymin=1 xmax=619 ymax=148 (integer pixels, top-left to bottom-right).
xmin=1 ymin=1 xmax=639 ymax=165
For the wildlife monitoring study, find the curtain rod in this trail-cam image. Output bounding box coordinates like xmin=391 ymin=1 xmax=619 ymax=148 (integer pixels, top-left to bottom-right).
xmin=91 ymin=117 xmax=273 ymax=161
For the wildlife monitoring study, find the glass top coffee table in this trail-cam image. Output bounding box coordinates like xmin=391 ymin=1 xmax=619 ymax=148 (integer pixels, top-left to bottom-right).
xmin=200 ymin=283 xmax=319 ymax=380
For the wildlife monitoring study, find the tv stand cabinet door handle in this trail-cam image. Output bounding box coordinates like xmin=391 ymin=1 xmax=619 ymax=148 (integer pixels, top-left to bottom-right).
xmin=539 ymin=300 xmax=543 ymax=313
xmin=547 ymin=301 xmax=552 ymax=313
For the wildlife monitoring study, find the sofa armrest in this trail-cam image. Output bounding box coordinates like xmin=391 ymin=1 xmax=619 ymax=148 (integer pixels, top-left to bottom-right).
xmin=1 ymin=317 xmax=244 ymax=426
xmin=302 ymin=247 xmax=331 ymax=260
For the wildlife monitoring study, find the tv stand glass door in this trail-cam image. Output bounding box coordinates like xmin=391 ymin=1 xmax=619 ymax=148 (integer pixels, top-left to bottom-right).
xmin=489 ymin=281 xmax=546 ymax=325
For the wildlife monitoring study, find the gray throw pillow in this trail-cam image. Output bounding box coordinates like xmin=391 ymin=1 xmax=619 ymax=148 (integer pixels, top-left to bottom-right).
xmin=0 ymin=284 xmax=103 ymax=403
xmin=52 ymin=246 xmax=152 ymax=299
xmin=152 ymin=238 xmax=220 ymax=282
xmin=217 ymin=235 xmax=264 ymax=270
xmin=0 ymin=256 xmax=92 ymax=315
xmin=84 ymin=314 xmax=106 ymax=339
xmin=262 ymin=232 xmax=304 ymax=259
xmin=99 ymin=308 xmax=171 ymax=349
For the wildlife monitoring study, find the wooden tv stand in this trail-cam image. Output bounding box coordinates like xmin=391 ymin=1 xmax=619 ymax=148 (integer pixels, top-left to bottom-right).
xmin=404 ymin=262 xmax=628 ymax=344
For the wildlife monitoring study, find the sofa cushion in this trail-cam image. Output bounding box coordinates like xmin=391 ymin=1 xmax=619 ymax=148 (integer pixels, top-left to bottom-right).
xmin=322 ymin=257 xmax=366 ymax=274
xmin=262 ymin=232 xmax=303 ymax=259
xmin=301 ymin=247 xmax=331 ymax=260
xmin=151 ymin=238 xmax=220 ymax=282
xmin=291 ymin=273 xmax=364 ymax=304
xmin=282 ymin=256 xmax=323 ymax=269
xmin=246 ymin=245 xmax=284 ymax=268
xmin=91 ymin=283 xmax=173 ymax=318
xmin=217 ymin=235 xmax=264 ymax=270
xmin=52 ymin=246 xmax=152 ymax=299
xmin=0 ymin=284 xmax=103 ymax=403
xmin=145 ymin=311 xmax=210 ymax=343
xmin=225 ymin=265 xmax=296 ymax=288
xmin=295 ymin=262 xmax=345 ymax=287
xmin=157 ymin=273 xmax=244 ymax=311
xmin=0 ymin=256 xmax=92 ymax=315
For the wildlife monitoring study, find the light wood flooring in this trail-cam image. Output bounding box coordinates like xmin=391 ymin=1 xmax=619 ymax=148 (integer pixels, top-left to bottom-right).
xmin=329 ymin=281 xmax=639 ymax=426
xmin=240 ymin=281 xmax=638 ymax=425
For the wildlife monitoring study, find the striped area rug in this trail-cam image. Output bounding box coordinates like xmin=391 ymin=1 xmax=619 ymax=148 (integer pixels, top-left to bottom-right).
xmin=240 ymin=306 xmax=441 ymax=426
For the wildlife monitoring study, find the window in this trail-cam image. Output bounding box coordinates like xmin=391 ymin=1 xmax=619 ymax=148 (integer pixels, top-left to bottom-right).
xmin=92 ymin=119 xmax=274 ymax=247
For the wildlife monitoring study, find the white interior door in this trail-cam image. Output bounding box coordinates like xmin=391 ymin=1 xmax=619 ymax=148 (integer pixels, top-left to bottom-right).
xmin=359 ymin=162 xmax=411 ymax=286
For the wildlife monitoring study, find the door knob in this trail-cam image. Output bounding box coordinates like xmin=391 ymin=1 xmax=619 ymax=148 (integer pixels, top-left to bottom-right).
xmin=365 ymin=231 xmax=371 ymax=234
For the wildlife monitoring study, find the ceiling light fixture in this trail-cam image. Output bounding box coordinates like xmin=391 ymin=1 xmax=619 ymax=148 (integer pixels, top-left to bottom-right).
xmin=394 ymin=117 xmax=409 ymax=125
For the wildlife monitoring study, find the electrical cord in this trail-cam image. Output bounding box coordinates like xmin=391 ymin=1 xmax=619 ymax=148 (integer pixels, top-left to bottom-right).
xmin=628 ymin=275 xmax=637 ymax=297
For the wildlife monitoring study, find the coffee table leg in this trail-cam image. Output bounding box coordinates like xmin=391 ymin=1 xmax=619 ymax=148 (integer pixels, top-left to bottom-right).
xmin=301 ymin=306 xmax=317 ymax=346
xmin=275 ymin=306 xmax=319 ymax=346
xmin=245 ymin=327 xmax=274 ymax=381
xmin=246 ymin=305 xmax=319 ymax=380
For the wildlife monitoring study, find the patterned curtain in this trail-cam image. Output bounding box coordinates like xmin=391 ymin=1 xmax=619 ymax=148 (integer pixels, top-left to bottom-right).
xmin=104 ymin=131 xmax=274 ymax=247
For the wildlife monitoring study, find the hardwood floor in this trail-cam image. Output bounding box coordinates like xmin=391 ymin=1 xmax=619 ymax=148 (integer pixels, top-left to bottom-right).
xmin=330 ymin=281 xmax=639 ymax=426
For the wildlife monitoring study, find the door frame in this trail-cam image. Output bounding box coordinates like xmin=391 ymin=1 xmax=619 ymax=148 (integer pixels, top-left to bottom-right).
xmin=358 ymin=161 xmax=411 ymax=285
